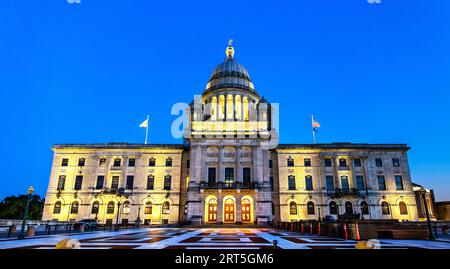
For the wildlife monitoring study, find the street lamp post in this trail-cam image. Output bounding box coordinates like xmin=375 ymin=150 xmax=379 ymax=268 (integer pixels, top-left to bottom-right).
xmin=115 ymin=201 xmax=122 ymax=231
xmin=420 ymin=188 xmax=434 ymax=240
xmin=18 ymin=186 xmax=34 ymax=240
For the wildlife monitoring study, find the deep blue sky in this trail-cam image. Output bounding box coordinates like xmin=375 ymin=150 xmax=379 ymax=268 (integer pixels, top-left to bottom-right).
xmin=1 ymin=1 xmax=449 ymax=200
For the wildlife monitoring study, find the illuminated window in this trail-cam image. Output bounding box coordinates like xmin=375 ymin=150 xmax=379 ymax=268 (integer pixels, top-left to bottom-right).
xmin=381 ymin=201 xmax=390 ymax=215
xmin=243 ymin=97 xmax=249 ymax=121
xmin=122 ymin=201 xmax=131 ymax=214
xmin=144 ymin=202 xmax=152 ymax=214
xmin=107 ymin=201 xmax=115 ymax=214
xmin=78 ymin=158 xmax=85 ymax=167
xmin=360 ymin=201 xmax=369 ymax=215
xmin=70 ymin=201 xmax=79 ymax=214
xmin=53 ymin=201 xmax=62 ymax=214
xmin=225 ymin=168 xmax=234 ymax=184
xmin=91 ymin=201 xmax=99 ymax=214
xmin=329 ymin=201 xmax=338 ymax=215
xmin=399 ymin=202 xmax=408 ymax=215
xmin=226 ymin=94 xmax=234 ymax=119
xmin=289 ymin=202 xmax=297 ymax=215
xmin=219 ymin=95 xmax=225 ymax=119
xmin=235 ymin=95 xmax=241 ymax=119
xmin=307 ymin=202 xmax=315 ymax=215
xmin=61 ymin=158 xmax=69 ymax=167
xmin=162 ymin=202 xmax=170 ymax=214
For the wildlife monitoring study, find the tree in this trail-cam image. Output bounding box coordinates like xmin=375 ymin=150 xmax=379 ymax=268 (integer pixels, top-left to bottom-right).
xmin=0 ymin=195 xmax=44 ymax=220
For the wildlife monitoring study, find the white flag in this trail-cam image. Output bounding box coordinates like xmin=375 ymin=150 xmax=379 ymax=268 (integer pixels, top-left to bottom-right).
xmin=139 ymin=118 xmax=148 ymax=128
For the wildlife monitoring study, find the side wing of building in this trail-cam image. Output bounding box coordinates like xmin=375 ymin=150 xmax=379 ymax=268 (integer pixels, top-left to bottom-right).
xmin=42 ymin=143 xmax=186 ymax=225
xmin=273 ymin=143 xmax=418 ymax=222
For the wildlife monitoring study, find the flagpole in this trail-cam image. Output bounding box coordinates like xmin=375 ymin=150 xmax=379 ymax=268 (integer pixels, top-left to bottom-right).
xmin=144 ymin=113 xmax=149 ymax=144
xmin=312 ymin=114 xmax=316 ymax=144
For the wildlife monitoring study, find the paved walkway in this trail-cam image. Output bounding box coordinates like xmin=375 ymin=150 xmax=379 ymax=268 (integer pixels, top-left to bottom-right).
xmin=0 ymin=228 xmax=449 ymax=249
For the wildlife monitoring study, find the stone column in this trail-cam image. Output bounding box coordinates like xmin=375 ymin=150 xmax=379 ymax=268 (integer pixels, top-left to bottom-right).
xmin=236 ymin=146 xmax=242 ymax=183
xmin=200 ymin=146 xmax=207 ymax=182
xmin=333 ymin=156 xmax=340 ymax=189
xmin=236 ymin=194 xmax=242 ymax=223
xmin=217 ymin=194 xmax=223 ymax=223
xmin=218 ymin=146 xmax=224 ymax=183
xmin=252 ymin=146 xmax=259 ymax=183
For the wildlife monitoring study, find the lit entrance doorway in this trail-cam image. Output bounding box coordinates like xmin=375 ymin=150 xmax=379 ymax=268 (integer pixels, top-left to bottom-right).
xmin=241 ymin=198 xmax=252 ymax=223
xmin=224 ymin=198 xmax=235 ymax=223
xmin=207 ymin=198 xmax=217 ymax=223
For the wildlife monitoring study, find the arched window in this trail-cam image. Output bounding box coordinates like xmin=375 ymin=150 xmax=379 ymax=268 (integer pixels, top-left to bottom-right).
xmin=287 ymin=156 xmax=294 ymax=167
xmin=70 ymin=201 xmax=79 ymax=214
xmin=162 ymin=202 xmax=170 ymax=214
xmin=91 ymin=201 xmax=99 ymax=214
xmin=399 ymin=202 xmax=408 ymax=215
xmin=122 ymin=201 xmax=131 ymax=214
xmin=144 ymin=202 xmax=153 ymax=214
xmin=307 ymin=201 xmax=315 ymax=215
xmin=289 ymin=202 xmax=297 ymax=215
xmin=360 ymin=201 xmax=369 ymax=215
xmin=329 ymin=201 xmax=338 ymax=215
xmin=148 ymin=157 xmax=156 ymax=166
xmin=381 ymin=201 xmax=390 ymax=215
xmin=345 ymin=201 xmax=353 ymax=214
xmin=107 ymin=201 xmax=115 ymax=214
xmin=53 ymin=201 xmax=62 ymax=214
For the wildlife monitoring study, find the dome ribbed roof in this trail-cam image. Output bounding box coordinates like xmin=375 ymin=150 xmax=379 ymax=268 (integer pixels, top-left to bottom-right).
xmin=203 ymin=41 xmax=258 ymax=96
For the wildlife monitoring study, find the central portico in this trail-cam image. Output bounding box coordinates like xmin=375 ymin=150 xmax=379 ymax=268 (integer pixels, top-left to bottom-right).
xmin=184 ymin=41 xmax=274 ymax=225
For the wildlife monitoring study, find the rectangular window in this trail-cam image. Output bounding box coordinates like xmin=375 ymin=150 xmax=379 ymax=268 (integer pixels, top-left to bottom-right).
xmin=378 ymin=175 xmax=387 ymax=190
xmin=341 ymin=176 xmax=349 ymax=190
xmin=353 ymin=158 xmax=361 ymax=167
xmin=96 ymin=176 xmax=104 ymax=189
xmin=99 ymin=158 xmax=106 ymax=167
xmin=304 ymin=158 xmax=311 ymax=167
xmin=326 ymin=175 xmax=334 ymax=191
xmin=324 ymin=158 xmax=332 ymax=167
xmin=395 ymin=175 xmax=404 ymax=190
xmin=149 ymin=158 xmax=156 ymax=166
xmin=355 ymin=175 xmax=365 ymax=190
xmin=126 ymin=175 xmax=134 ymax=190
xmin=392 ymin=158 xmax=400 ymax=167
xmin=305 ymin=175 xmax=313 ymax=190
xmin=61 ymin=158 xmax=69 ymax=167
xmin=128 ymin=158 xmax=135 ymax=167
xmin=208 ymin=167 xmax=216 ymax=184
xmin=165 ymin=158 xmax=172 ymax=167
xmin=375 ymin=158 xmax=383 ymax=167
xmin=164 ymin=175 xmax=172 ymax=190
xmin=269 ymin=159 xmax=273 ymax=168
xmin=146 ymin=175 xmax=155 ymax=190
xmin=57 ymin=175 xmax=66 ymax=190
xmin=74 ymin=175 xmax=83 ymax=190
xmin=113 ymin=159 xmax=121 ymax=167
xmin=78 ymin=158 xmax=85 ymax=167
xmin=186 ymin=160 xmax=190 ymax=168
xmin=288 ymin=175 xmax=296 ymax=190
xmin=287 ymin=157 xmax=294 ymax=167
xmin=339 ymin=159 xmax=347 ymax=167
xmin=225 ymin=168 xmax=234 ymax=184
xmin=270 ymin=176 xmax=274 ymax=191
xmin=243 ymin=168 xmax=251 ymax=184
xmin=111 ymin=176 xmax=119 ymax=190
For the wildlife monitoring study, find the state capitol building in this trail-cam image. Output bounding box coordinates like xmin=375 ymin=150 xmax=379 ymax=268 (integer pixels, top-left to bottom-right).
xmin=42 ymin=42 xmax=420 ymax=225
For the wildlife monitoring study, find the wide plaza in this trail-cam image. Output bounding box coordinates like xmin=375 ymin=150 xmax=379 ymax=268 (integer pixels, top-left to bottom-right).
xmin=0 ymin=228 xmax=449 ymax=249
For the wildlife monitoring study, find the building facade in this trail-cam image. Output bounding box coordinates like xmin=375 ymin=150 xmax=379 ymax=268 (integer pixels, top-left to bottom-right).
xmin=42 ymin=42 xmax=419 ymax=224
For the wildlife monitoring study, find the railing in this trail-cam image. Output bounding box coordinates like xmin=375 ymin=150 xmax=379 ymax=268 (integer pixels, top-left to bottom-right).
xmin=200 ymin=182 xmax=258 ymax=189
xmin=327 ymin=188 xmax=364 ymax=198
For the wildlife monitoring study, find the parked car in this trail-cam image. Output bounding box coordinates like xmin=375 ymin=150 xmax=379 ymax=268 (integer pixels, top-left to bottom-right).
xmin=323 ymin=215 xmax=336 ymax=222
xmin=73 ymin=219 xmax=99 ymax=230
